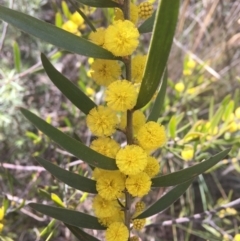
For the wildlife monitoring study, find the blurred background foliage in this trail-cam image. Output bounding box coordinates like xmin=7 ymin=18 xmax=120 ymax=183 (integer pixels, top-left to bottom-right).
xmin=0 ymin=0 xmax=240 ymax=240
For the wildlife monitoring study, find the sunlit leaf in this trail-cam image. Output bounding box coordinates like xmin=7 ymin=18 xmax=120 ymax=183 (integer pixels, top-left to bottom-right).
xmin=136 ymin=180 xmax=192 ymax=219
xmin=151 ymin=149 xmax=230 ymax=187
xmin=36 ymin=157 xmax=97 ymax=194
xmin=41 ymin=54 xmax=96 ymax=115
xmin=29 ymin=203 xmax=105 ymax=230
xmin=21 ymin=109 xmax=118 ymax=170
xmin=0 ymin=5 xmax=117 ymax=59
xmin=135 ymin=0 xmax=180 ymax=109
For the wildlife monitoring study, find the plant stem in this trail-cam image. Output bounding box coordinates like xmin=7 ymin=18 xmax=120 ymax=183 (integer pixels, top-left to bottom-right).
xmin=123 ymin=0 xmax=132 ymax=238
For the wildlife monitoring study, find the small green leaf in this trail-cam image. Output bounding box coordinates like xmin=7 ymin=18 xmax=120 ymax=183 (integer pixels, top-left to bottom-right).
xmin=65 ymin=223 xmax=101 ymax=241
xmin=55 ymin=12 xmax=63 ymax=28
xmin=147 ymin=69 xmax=167 ymax=122
xmin=168 ymin=115 xmax=177 ymax=139
xmin=29 ymin=203 xmax=105 ymax=230
xmin=51 ymin=193 xmax=65 ymax=208
xmin=36 ymin=157 xmax=97 ymax=194
xmin=135 ymin=0 xmax=180 ymax=109
xmin=75 ymin=0 xmax=120 ymax=8
xmin=138 ymin=11 xmax=156 ymax=33
xmin=136 ymin=180 xmax=192 ymax=219
xmin=13 ymin=41 xmax=21 ymax=73
xmin=61 ymin=1 xmax=72 ymax=19
xmin=41 ymin=54 xmax=96 ymax=115
xmin=0 ymin=5 xmax=117 ymax=59
xmin=151 ymin=149 xmax=230 ymax=187
xmin=21 ymin=108 xmax=118 ymax=170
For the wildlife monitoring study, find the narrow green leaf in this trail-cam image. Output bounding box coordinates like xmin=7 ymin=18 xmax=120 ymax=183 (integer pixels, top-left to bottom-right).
xmin=41 ymin=54 xmax=96 ymax=115
xmin=21 ymin=108 xmax=118 ymax=170
xmin=168 ymin=115 xmax=177 ymax=139
xmin=138 ymin=11 xmax=156 ymax=34
xmin=136 ymin=180 xmax=192 ymax=219
xmin=135 ymin=0 xmax=180 ymax=109
xmin=65 ymin=223 xmax=101 ymax=241
xmin=61 ymin=1 xmax=72 ymax=19
xmin=0 ymin=5 xmax=117 ymax=59
xmin=151 ymin=149 xmax=230 ymax=187
xmin=147 ymin=69 xmax=167 ymax=122
xmin=55 ymin=12 xmax=63 ymax=28
xmin=13 ymin=41 xmax=21 ymax=73
xmin=29 ymin=203 xmax=105 ymax=230
xmin=75 ymin=0 xmax=120 ymax=8
xmin=36 ymin=157 xmax=97 ymax=194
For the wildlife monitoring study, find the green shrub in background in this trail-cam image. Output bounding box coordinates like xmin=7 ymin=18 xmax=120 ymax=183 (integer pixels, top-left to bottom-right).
xmin=0 ymin=0 xmax=236 ymax=240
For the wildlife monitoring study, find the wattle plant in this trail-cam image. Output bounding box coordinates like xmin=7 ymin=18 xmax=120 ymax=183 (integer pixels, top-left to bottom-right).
xmin=0 ymin=1 xmax=230 ymax=240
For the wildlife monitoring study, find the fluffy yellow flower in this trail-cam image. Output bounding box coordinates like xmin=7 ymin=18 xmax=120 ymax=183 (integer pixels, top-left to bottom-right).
xmin=105 ymin=222 xmax=129 ymax=241
xmin=137 ymin=121 xmax=167 ymax=151
xmin=90 ymin=59 xmax=121 ymax=86
xmin=132 ymin=55 xmax=147 ymax=83
xmin=132 ymin=218 xmax=146 ymax=230
xmin=105 ymin=80 xmax=138 ymax=112
xmin=98 ymin=210 xmax=124 ymax=227
xmin=90 ymin=137 xmax=120 ymax=158
xmin=234 ymin=234 xmax=240 ymax=241
xmin=138 ymin=2 xmax=154 ymax=20
xmin=89 ymin=28 xmax=106 ymax=46
xmin=96 ymin=171 xmax=125 ymax=200
xmin=135 ymin=201 xmax=146 ymax=213
xmin=181 ymin=146 xmax=194 ymax=161
xmin=144 ymin=156 xmax=160 ymax=178
xmin=70 ymin=11 xmax=84 ymax=28
xmin=104 ymin=20 xmax=139 ymax=56
xmin=93 ymin=195 xmax=119 ymax=218
xmin=126 ymin=172 xmax=151 ymax=197
xmin=61 ymin=20 xmax=81 ymax=36
xmin=116 ymin=145 xmax=147 ymax=175
xmin=119 ymin=110 xmax=146 ymax=133
xmin=228 ymin=122 xmax=238 ymax=133
xmin=86 ymin=106 xmax=118 ymax=137
xmin=114 ymin=3 xmax=139 ymax=25
xmin=175 ymin=82 xmax=185 ymax=93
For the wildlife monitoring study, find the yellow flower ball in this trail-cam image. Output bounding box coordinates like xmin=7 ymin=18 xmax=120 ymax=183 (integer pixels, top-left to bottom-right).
xmin=93 ymin=195 xmax=119 ymax=218
xmin=104 ymin=20 xmax=139 ymax=56
xmin=119 ymin=110 xmax=146 ymax=133
xmin=114 ymin=3 xmax=139 ymax=25
xmin=98 ymin=210 xmax=124 ymax=227
xmin=90 ymin=137 xmax=120 ymax=158
xmin=125 ymin=172 xmax=151 ymax=197
xmin=90 ymin=59 xmax=121 ymax=86
xmin=135 ymin=201 xmax=146 ymax=213
xmin=116 ymin=145 xmax=148 ymax=175
xmin=96 ymin=171 xmax=125 ymax=200
xmin=235 ymin=107 xmax=240 ymax=119
xmin=86 ymin=106 xmax=118 ymax=137
xmin=132 ymin=218 xmax=146 ymax=230
xmin=181 ymin=146 xmax=194 ymax=161
xmin=138 ymin=1 xmax=154 ymax=20
xmin=144 ymin=156 xmax=160 ymax=178
xmin=105 ymin=80 xmax=138 ymax=112
xmin=132 ymin=55 xmax=147 ymax=83
xmin=175 ymin=82 xmax=185 ymax=93
xmin=62 ymin=20 xmax=81 ymax=36
xmin=228 ymin=121 xmax=238 ymax=133
xmin=137 ymin=121 xmax=167 ymax=151
xmin=105 ymin=222 xmax=129 ymax=241
xmin=70 ymin=11 xmax=84 ymax=28
xmin=89 ymin=28 xmax=106 ymax=46
xmin=234 ymin=234 xmax=240 ymax=241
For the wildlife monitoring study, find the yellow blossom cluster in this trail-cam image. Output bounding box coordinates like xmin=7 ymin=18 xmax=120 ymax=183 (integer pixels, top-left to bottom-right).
xmin=61 ymin=11 xmax=85 ymax=36
xmin=82 ymin=3 xmax=166 ymax=240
